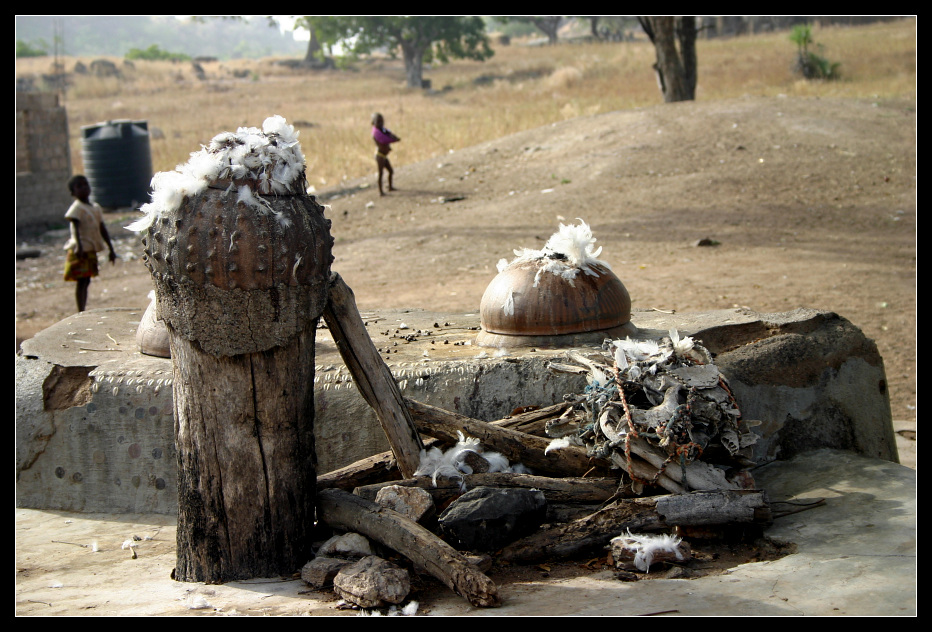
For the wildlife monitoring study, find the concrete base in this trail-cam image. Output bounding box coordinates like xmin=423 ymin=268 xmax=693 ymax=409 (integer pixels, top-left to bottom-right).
xmin=14 ymin=449 xmax=916 ymax=616
xmin=16 ymin=306 xmax=898 ymax=514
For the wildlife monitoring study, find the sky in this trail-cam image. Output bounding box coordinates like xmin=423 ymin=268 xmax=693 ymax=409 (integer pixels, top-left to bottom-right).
xmin=170 ymin=15 xmax=310 ymax=40
xmin=270 ymin=15 xmax=309 ymax=40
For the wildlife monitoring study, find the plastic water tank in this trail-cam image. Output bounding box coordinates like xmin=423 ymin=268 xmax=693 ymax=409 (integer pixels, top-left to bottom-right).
xmin=81 ymin=120 xmax=153 ymax=209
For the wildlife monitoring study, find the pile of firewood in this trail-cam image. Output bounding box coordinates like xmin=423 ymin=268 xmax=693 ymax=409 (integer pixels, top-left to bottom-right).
xmin=318 ymin=274 xmax=773 ymax=609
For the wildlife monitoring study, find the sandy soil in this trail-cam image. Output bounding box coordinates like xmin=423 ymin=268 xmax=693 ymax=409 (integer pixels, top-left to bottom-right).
xmin=15 ymin=95 xmax=916 ymax=422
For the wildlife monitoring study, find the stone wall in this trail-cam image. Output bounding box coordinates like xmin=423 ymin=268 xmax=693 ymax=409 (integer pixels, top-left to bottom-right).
xmin=16 ymin=91 xmax=73 ymax=235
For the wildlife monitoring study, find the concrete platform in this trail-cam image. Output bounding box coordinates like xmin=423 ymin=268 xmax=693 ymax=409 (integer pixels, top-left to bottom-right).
xmin=14 ymin=305 xmax=915 ymax=615
xmin=16 ymin=305 xmax=901 ymax=514
xmin=14 ymin=448 xmax=916 ymax=616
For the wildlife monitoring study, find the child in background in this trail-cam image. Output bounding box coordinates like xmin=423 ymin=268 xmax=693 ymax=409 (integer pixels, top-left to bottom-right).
xmin=371 ymin=112 xmax=401 ymax=196
xmin=62 ymin=175 xmax=117 ymax=312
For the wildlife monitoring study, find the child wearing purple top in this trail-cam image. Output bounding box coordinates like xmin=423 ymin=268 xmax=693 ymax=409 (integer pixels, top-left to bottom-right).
xmin=371 ymin=112 xmax=401 ymax=196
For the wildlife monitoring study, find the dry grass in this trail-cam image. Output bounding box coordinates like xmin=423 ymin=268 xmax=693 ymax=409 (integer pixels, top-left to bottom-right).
xmin=16 ymin=19 xmax=915 ymax=193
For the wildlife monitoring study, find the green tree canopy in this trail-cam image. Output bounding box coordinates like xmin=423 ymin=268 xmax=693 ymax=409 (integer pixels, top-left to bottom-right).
xmin=298 ymin=16 xmax=493 ymax=88
xmin=125 ymin=44 xmax=190 ymax=62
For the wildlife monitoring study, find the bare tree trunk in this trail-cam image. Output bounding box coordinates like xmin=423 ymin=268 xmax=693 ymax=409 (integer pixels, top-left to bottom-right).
xmin=638 ymin=16 xmax=697 ymax=103
xmin=304 ymin=28 xmax=321 ymax=64
xmin=401 ymin=42 xmax=425 ymax=88
xmin=531 ymin=16 xmax=563 ymax=45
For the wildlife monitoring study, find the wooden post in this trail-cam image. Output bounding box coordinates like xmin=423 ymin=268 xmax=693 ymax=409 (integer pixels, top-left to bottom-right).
xmin=142 ymin=176 xmax=333 ymax=582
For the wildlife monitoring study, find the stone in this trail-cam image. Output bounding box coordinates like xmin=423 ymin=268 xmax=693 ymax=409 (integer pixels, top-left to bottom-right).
xmin=332 ymin=556 xmax=410 ymax=608
xmin=707 ymin=309 xmax=897 ymax=462
xmin=438 ymin=486 xmax=547 ymax=552
xmin=374 ymin=485 xmax=436 ymax=524
xmin=317 ymin=532 xmax=374 ymax=559
xmin=301 ymin=557 xmax=352 ymax=588
xmin=460 ymin=450 xmax=491 ymax=473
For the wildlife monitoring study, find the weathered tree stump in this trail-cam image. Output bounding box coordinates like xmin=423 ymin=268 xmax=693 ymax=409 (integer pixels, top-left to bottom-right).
xmin=138 ymin=119 xmax=333 ymax=582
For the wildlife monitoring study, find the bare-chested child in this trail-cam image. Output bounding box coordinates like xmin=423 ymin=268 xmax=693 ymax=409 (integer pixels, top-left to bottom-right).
xmin=371 ymin=113 xmax=401 ymax=196
xmin=62 ymin=175 xmax=117 ymax=312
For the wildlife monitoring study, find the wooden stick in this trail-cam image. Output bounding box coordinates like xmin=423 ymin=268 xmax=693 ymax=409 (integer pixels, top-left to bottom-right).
xmin=317 ymin=437 xmax=443 ymax=492
xmin=490 ymin=401 xmax=574 ymax=436
xmin=624 ymin=435 xmax=737 ymax=491
xmin=318 ymin=488 xmax=500 ymax=608
xmin=405 ymin=398 xmax=609 ymax=477
xmin=323 ymin=273 xmax=424 ymax=478
xmin=501 ymin=489 xmax=771 ymax=563
xmin=316 ymin=451 xmax=402 ymax=492
xmin=501 ymin=494 xmax=663 ymax=563
xmin=353 ymin=472 xmax=620 ymax=505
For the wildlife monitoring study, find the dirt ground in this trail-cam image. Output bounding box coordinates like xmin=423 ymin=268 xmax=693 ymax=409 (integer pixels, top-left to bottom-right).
xmin=15 ymin=95 xmax=917 ymax=423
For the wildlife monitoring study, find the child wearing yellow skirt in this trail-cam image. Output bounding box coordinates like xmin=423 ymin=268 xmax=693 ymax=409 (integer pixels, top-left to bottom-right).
xmin=63 ymin=175 xmax=117 ymax=312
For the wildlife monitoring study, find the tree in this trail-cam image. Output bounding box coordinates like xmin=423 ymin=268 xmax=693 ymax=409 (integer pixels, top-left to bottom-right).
xmin=292 ymin=16 xmax=344 ymax=66
xmin=582 ymin=16 xmax=635 ymax=41
xmin=125 ymin=43 xmax=190 ymax=61
xmin=789 ymin=24 xmax=841 ymax=80
xmin=16 ymin=39 xmax=48 ymax=58
xmin=500 ymin=16 xmax=564 ymax=45
xmin=301 ymin=16 xmax=493 ymax=88
xmin=637 ymin=16 xmax=698 ymax=102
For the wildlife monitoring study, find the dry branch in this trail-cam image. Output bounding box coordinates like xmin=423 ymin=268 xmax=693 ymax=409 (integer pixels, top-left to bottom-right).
xmin=317 ymin=437 xmax=446 ymax=492
xmin=353 ymin=472 xmax=619 ymax=505
xmin=318 ymin=488 xmax=500 ymax=608
xmin=405 ymin=398 xmax=609 ymax=477
xmin=491 ymin=401 xmax=574 ymax=436
xmin=317 ymin=451 xmax=401 ymax=492
xmin=323 ymin=273 xmax=424 ymax=478
xmin=501 ymin=489 xmax=771 ymax=563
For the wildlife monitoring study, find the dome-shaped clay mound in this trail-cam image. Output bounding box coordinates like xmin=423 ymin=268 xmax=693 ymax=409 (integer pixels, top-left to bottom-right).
xmin=476 ymin=221 xmax=636 ymax=348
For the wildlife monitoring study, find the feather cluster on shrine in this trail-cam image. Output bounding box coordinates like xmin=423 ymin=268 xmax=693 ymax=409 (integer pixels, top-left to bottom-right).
xmin=497 ymin=219 xmax=610 ymax=288
xmin=414 ymin=431 xmax=530 ymax=488
xmin=127 ymin=115 xmax=306 ymax=233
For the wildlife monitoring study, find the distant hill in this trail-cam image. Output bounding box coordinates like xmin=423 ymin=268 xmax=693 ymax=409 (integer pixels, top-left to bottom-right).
xmin=14 ymin=15 xmax=306 ymax=60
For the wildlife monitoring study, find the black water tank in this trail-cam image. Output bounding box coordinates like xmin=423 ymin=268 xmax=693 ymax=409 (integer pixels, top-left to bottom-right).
xmin=81 ymin=120 xmax=153 ymax=209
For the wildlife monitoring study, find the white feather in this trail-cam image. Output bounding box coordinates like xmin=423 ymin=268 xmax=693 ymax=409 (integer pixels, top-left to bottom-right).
xmin=497 ymin=219 xmax=611 ymax=287
xmin=611 ymin=530 xmax=685 ymax=572
xmin=483 ymin=452 xmax=511 ymax=472
xmin=543 ymin=219 xmax=607 ymax=270
xmin=670 ymin=329 xmax=696 ymax=357
xmin=127 ymin=115 xmax=306 ymax=233
xmin=503 ymin=289 xmax=515 ymax=315
xmin=414 ymin=433 xmax=528 ymax=484
xmin=545 ymin=437 xmax=571 ymax=454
